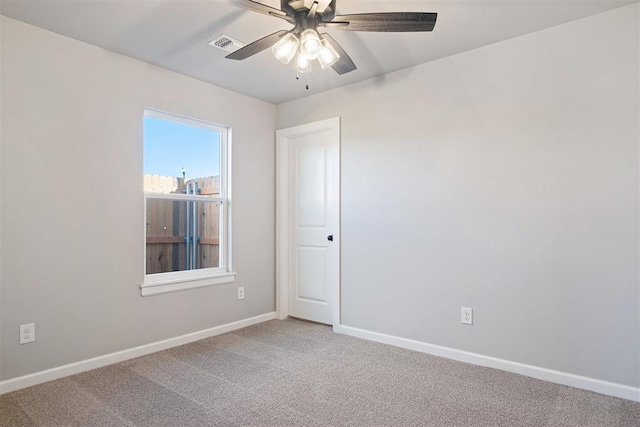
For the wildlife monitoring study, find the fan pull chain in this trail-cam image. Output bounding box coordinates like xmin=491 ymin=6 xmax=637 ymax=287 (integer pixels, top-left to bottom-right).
xmin=295 ymin=73 xmax=310 ymax=91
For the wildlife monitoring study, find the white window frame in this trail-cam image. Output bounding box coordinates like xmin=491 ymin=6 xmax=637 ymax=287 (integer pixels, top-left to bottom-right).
xmin=140 ymin=108 xmax=235 ymax=296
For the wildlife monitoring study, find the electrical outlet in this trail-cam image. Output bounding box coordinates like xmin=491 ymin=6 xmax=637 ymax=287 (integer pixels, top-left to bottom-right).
xmin=461 ymin=307 xmax=473 ymax=325
xmin=237 ymin=287 xmax=245 ymax=300
xmin=20 ymin=323 xmax=35 ymax=344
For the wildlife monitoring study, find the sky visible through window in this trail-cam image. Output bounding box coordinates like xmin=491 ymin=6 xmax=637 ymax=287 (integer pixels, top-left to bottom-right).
xmin=144 ymin=116 xmax=220 ymax=179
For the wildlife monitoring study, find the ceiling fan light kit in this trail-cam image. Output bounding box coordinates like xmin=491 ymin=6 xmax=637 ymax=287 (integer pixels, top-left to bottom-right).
xmin=272 ymin=33 xmax=300 ymax=64
xmin=223 ymin=0 xmax=437 ymax=77
xmin=277 ymin=28 xmax=339 ymax=72
xmin=318 ymin=39 xmax=340 ymax=69
xmin=300 ymin=29 xmax=321 ymax=59
xmin=293 ymin=52 xmax=313 ymax=73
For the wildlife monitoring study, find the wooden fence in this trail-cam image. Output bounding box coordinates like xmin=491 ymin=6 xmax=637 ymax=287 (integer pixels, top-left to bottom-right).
xmin=144 ymin=174 xmax=220 ymax=274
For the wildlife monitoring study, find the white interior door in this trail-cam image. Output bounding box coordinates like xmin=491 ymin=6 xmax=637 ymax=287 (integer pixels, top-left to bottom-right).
xmin=276 ymin=117 xmax=340 ymax=326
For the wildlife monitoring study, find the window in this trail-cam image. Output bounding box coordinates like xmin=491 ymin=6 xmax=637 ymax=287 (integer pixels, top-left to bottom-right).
xmin=141 ymin=109 xmax=234 ymax=296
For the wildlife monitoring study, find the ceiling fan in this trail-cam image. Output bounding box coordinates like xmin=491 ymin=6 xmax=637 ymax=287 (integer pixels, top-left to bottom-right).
xmin=220 ymin=0 xmax=437 ymax=75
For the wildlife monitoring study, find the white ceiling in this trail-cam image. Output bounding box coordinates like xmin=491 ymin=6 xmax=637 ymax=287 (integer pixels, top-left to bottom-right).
xmin=1 ymin=0 xmax=636 ymax=104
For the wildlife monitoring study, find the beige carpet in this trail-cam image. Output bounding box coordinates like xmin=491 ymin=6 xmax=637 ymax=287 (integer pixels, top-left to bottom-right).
xmin=1 ymin=318 xmax=639 ymax=426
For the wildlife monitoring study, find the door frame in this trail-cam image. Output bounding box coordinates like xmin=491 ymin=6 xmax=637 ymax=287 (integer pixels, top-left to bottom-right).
xmin=275 ymin=117 xmax=341 ymax=329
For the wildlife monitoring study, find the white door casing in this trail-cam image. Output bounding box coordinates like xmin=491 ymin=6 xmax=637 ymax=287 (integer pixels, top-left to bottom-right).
xmin=276 ymin=117 xmax=340 ymax=326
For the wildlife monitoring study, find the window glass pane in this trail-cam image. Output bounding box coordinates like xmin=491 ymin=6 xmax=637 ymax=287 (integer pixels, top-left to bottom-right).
xmin=144 ymin=115 xmax=221 ymax=195
xmin=146 ymin=199 xmax=221 ymax=275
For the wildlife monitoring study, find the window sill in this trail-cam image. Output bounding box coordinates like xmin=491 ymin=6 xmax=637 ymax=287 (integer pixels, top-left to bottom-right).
xmin=140 ymin=272 xmax=236 ymax=296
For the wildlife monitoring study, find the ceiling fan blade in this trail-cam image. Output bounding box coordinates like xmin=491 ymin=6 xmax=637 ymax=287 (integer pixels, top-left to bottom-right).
xmin=323 ymin=12 xmax=437 ymax=32
xmin=218 ymin=0 xmax=292 ymax=21
xmin=320 ymin=33 xmax=356 ymax=75
xmin=226 ymin=30 xmax=288 ymax=60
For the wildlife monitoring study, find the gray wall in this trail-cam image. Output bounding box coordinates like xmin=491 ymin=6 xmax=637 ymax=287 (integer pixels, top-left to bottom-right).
xmin=278 ymin=5 xmax=640 ymax=387
xmin=0 ymin=17 xmax=276 ymax=381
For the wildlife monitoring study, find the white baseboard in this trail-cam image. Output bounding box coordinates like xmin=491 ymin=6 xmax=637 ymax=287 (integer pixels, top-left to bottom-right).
xmin=0 ymin=312 xmax=277 ymax=395
xmin=335 ymin=324 xmax=640 ymax=403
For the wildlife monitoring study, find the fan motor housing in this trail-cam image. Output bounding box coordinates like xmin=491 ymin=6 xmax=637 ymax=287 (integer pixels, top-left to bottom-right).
xmin=282 ymin=0 xmax=336 ymax=21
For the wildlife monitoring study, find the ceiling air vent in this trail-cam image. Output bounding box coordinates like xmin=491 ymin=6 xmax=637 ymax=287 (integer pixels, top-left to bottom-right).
xmin=208 ymin=35 xmax=245 ymax=53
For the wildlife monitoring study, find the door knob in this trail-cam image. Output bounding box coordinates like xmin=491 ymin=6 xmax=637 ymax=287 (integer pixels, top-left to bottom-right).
xmin=327 ymin=235 xmax=334 ymax=242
